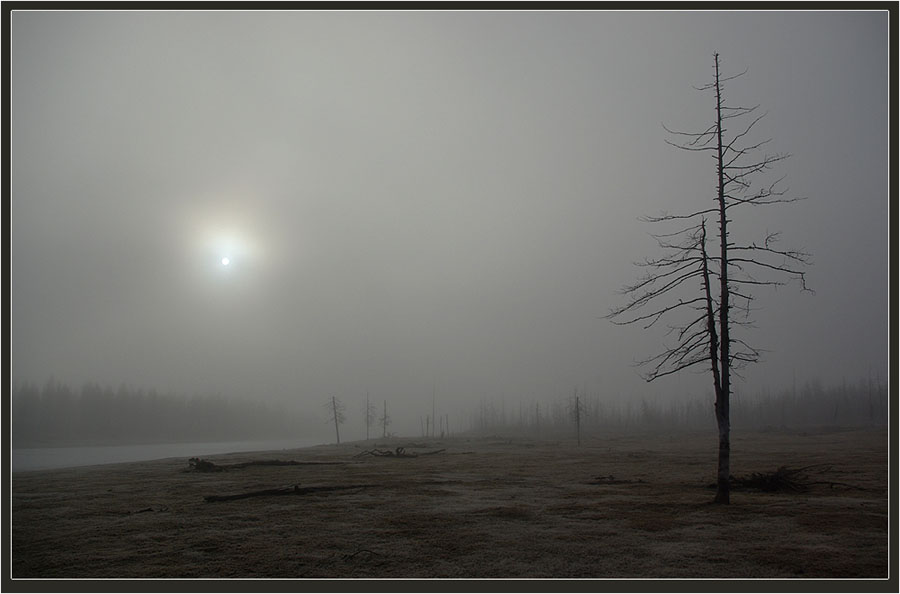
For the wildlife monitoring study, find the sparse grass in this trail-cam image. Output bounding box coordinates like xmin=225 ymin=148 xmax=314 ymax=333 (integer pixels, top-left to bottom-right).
xmin=11 ymin=426 xmax=888 ymax=579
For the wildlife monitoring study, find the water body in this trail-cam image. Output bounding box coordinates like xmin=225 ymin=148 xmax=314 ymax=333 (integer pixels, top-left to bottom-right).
xmin=11 ymin=438 xmax=324 ymax=472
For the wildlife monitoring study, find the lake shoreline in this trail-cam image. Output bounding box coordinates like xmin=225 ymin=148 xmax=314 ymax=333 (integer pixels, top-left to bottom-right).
xmin=11 ymin=437 xmax=329 ymax=472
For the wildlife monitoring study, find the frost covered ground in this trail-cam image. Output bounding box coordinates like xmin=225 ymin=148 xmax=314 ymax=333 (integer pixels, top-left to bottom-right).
xmin=11 ymin=426 xmax=888 ymax=580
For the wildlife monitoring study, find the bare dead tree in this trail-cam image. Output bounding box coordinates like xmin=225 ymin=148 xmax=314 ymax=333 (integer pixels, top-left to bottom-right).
xmin=608 ymin=53 xmax=811 ymax=504
xmin=364 ymin=392 xmax=377 ymax=441
xmin=380 ymin=400 xmax=391 ymax=438
xmin=569 ymin=388 xmax=586 ymax=446
xmin=326 ymin=395 xmax=346 ymax=445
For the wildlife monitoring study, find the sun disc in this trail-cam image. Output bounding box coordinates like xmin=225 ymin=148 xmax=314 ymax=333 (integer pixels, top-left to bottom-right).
xmin=221 ymin=256 xmax=230 ymax=266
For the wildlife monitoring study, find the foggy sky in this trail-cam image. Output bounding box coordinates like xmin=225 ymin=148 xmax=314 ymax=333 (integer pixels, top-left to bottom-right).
xmin=10 ymin=10 xmax=890 ymax=435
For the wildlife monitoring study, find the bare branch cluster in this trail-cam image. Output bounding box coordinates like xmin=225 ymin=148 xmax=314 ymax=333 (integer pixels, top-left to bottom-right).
xmin=325 ymin=396 xmax=346 ymax=424
xmin=608 ymin=53 xmax=810 ymax=387
xmin=607 ymin=222 xmax=715 ymax=382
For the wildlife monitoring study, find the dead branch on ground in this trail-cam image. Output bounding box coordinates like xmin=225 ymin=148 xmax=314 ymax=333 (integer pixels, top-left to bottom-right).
xmin=126 ymin=505 xmax=169 ymax=514
xmin=589 ymin=475 xmax=645 ymax=485
xmin=353 ymin=446 xmax=445 ymax=459
xmin=343 ymin=549 xmax=382 ymax=561
xmin=417 ymin=449 xmax=446 ymax=456
xmin=731 ymin=466 xmax=809 ymax=492
xmin=710 ymin=464 xmax=868 ymax=493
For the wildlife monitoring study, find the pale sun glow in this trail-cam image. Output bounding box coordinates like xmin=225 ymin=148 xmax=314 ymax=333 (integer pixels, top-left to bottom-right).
xmin=180 ymin=192 xmax=272 ymax=280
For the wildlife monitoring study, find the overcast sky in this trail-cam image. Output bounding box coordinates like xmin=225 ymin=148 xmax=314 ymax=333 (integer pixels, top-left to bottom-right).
xmin=10 ymin=10 xmax=890 ymax=433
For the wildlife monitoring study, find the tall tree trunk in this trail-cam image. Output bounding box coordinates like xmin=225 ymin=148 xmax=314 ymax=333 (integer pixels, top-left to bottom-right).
xmin=713 ymin=52 xmax=731 ymax=504
xmin=700 ymin=219 xmax=724 ymax=414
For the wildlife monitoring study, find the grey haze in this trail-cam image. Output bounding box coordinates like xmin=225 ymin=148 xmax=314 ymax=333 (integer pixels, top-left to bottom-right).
xmin=10 ymin=10 xmax=890 ymax=439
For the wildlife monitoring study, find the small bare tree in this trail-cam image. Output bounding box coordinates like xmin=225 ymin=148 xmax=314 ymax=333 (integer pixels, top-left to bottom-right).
xmin=608 ymin=53 xmax=811 ymax=504
xmin=570 ymin=388 xmax=586 ymax=446
xmin=364 ymin=392 xmax=377 ymax=441
xmin=326 ymin=395 xmax=346 ymax=445
xmin=379 ymin=400 xmax=391 ymax=438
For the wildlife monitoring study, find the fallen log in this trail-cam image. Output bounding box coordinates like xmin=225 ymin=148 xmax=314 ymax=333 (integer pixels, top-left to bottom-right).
xmin=589 ymin=475 xmax=645 ymax=485
xmin=187 ymin=458 xmax=344 ymax=472
xmin=238 ymin=459 xmax=344 ymax=468
xmin=126 ymin=505 xmax=169 ymax=514
xmin=204 ymin=484 xmax=374 ymax=503
xmin=418 ymin=449 xmax=447 ymax=456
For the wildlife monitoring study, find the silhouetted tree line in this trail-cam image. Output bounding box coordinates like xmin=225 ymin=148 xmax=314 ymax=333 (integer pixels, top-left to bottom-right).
xmin=464 ymin=377 xmax=888 ymax=438
xmin=11 ymin=379 xmax=311 ymax=448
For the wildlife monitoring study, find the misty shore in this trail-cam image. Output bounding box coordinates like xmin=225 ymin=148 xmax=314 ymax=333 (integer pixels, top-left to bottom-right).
xmin=11 ymin=426 xmax=887 ymax=580
xmin=11 ymin=437 xmax=326 ymax=473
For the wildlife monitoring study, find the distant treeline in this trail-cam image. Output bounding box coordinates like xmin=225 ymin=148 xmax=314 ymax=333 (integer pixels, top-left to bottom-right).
xmin=463 ymin=377 xmax=889 ymax=437
xmin=11 ymin=380 xmax=313 ymax=448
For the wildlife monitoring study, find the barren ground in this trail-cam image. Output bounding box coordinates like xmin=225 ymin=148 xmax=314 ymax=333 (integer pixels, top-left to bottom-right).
xmin=10 ymin=426 xmax=889 ymax=579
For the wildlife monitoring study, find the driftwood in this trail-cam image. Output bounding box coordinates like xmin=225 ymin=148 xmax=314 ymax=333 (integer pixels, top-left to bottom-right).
xmin=204 ymin=484 xmax=374 ymax=503
xmin=187 ymin=458 xmax=344 ymax=472
xmin=353 ymin=446 xmax=445 ymax=459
